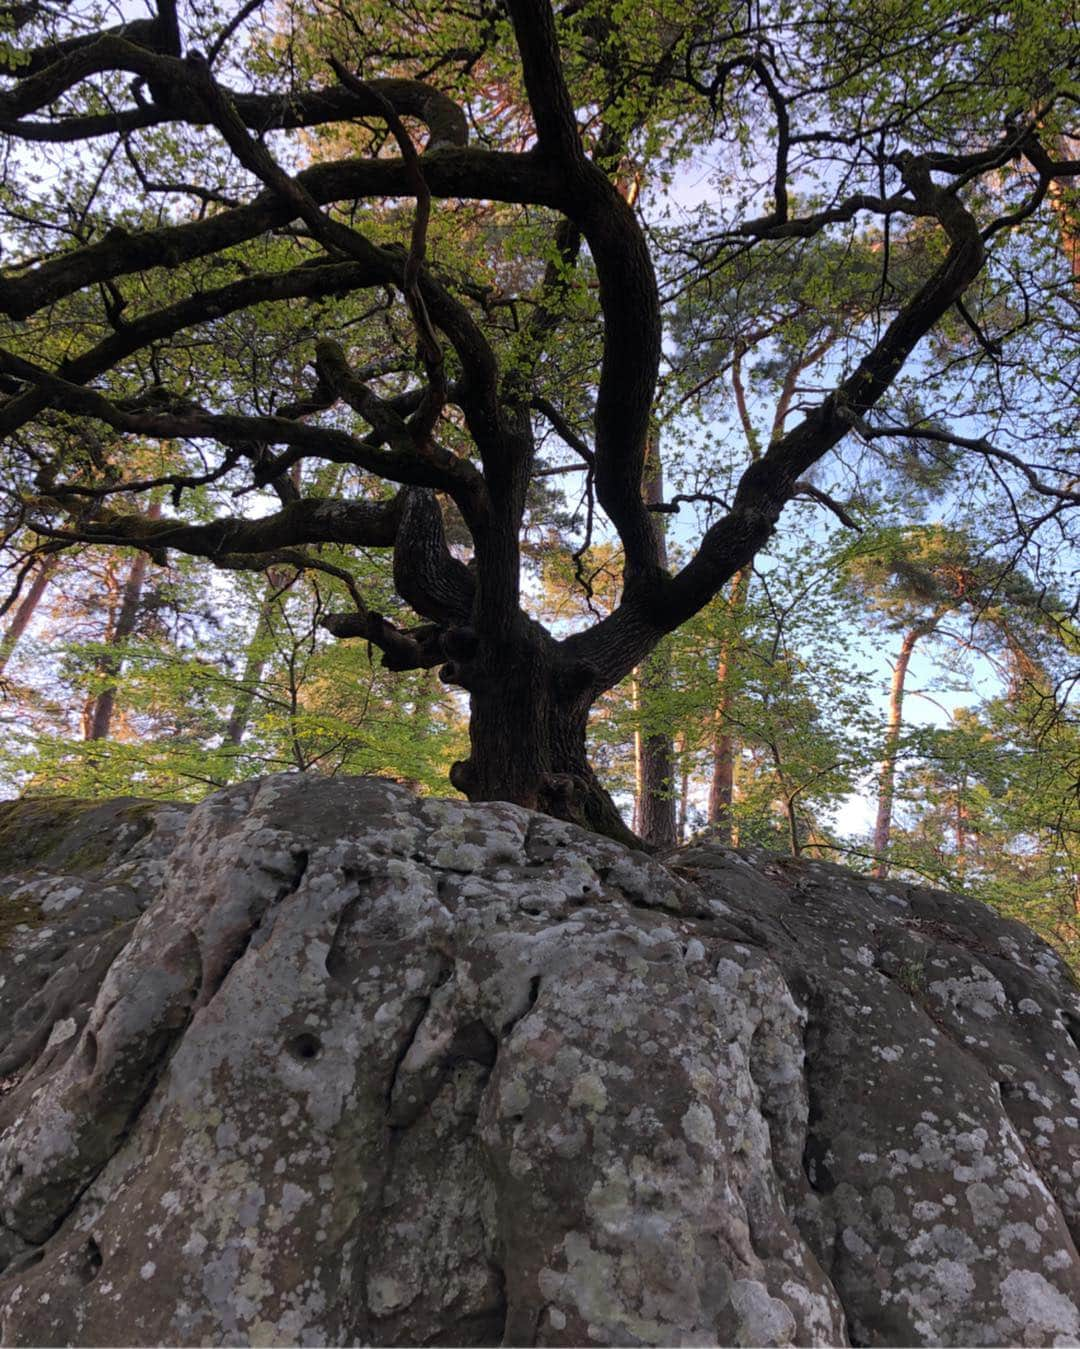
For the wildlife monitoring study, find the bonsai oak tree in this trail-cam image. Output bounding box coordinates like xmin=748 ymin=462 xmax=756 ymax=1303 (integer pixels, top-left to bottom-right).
xmin=0 ymin=0 xmax=1077 ymax=842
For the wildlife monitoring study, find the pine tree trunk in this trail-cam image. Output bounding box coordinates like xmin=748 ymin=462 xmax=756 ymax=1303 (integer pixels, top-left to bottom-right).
xmin=633 ymin=435 xmax=676 ymax=848
xmin=85 ymin=503 xmax=161 ymax=742
xmin=872 ymin=617 xmax=940 ymax=878
xmin=0 ymin=555 xmax=57 ymax=675
xmin=676 ymin=732 xmax=689 ymax=844
xmin=631 ymin=671 xmax=642 ymax=835
xmin=955 ymin=782 xmax=969 ymax=879
xmin=224 ymin=570 xmax=291 ymax=752
xmin=708 ymin=569 xmax=751 ymax=842
xmin=1048 ymin=134 xmax=1080 ymax=278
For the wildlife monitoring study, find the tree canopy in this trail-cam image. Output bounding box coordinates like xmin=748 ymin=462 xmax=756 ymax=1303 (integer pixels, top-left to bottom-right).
xmin=0 ymin=0 xmax=1077 ymax=845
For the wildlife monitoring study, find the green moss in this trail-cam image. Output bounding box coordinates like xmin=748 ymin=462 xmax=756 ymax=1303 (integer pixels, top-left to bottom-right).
xmin=896 ymin=957 xmax=927 ymax=996
xmin=0 ymin=796 xmax=158 ymax=874
xmin=0 ymin=885 xmax=44 ymax=951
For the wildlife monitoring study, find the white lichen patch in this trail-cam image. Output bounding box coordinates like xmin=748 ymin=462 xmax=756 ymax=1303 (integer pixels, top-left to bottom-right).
xmin=1000 ymin=1269 xmax=1080 ymax=1338
xmin=569 ymin=1072 xmax=608 ymax=1113
xmin=730 ymin=1279 xmax=797 ymax=1347
xmin=928 ymin=970 xmax=1007 ymax=1020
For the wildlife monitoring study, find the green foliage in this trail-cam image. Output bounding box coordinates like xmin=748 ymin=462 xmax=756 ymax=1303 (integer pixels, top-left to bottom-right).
xmin=884 ymin=695 xmax=1080 ymax=964
xmin=0 ymin=553 xmax=467 ymax=802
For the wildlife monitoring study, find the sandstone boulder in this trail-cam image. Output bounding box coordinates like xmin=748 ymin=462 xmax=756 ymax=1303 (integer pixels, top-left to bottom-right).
xmin=1 ymin=774 xmax=1078 ymax=1346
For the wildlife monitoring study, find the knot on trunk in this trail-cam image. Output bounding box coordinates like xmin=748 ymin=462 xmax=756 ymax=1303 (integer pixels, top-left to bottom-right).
xmin=537 ymin=772 xmax=586 ymax=814
xmin=553 ymin=658 xmax=598 ymax=696
xmin=449 ymin=758 xmax=477 ymax=794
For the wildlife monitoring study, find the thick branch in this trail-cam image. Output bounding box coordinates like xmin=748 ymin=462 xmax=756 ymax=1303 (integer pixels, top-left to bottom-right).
xmin=0 ymin=349 xmax=484 ymax=506
xmin=565 ymin=151 xmax=988 ymax=688
xmin=0 ymin=151 xmax=565 ymax=321
xmin=508 ymin=0 xmax=662 ymax=581
xmin=392 ymin=487 xmax=475 ymax=624
xmin=0 ymin=259 xmax=389 ymax=439
xmin=24 ymin=494 xmax=404 ymax=559
xmin=0 ymin=32 xmax=468 ymax=147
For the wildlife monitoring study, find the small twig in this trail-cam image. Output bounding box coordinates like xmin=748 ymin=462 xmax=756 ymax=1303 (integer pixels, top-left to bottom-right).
xmin=646 ymin=491 xmax=731 ymax=515
xmin=954 ymin=297 xmax=1002 ymax=357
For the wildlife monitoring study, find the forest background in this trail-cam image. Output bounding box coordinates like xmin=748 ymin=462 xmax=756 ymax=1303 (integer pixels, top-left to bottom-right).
xmin=0 ymin=0 xmax=1077 ymax=959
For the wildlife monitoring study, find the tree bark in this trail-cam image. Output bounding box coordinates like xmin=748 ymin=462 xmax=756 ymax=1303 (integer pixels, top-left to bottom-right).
xmin=633 ymin=435 xmax=677 ymax=848
xmin=447 ymin=627 xmax=642 ymax=850
xmin=708 ymin=569 xmax=751 ymax=842
xmin=0 ymin=554 xmax=58 ymax=675
xmin=224 ymin=569 xmax=293 ymax=752
xmin=84 ymin=502 xmax=161 ymax=742
xmin=872 ymin=615 xmax=941 ymax=878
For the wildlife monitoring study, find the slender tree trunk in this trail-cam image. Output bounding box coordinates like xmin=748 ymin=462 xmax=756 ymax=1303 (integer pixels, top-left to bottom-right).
xmin=225 ymin=617 xmax=273 ymax=747
xmin=1049 ymin=134 xmax=1080 ymax=279
xmin=872 ymin=616 xmax=940 ymax=878
xmin=708 ymin=569 xmax=751 ymax=842
xmin=0 ymin=554 xmax=58 ymax=675
xmin=224 ymin=569 xmax=290 ymax=751
xmin=634 ymin=434 xmax=677 ymax=848
xmin=630 ymin=671 xmax=642 ymax=835
xmin=784 ymin=794 xmax=801 ymax=858
xmin=399 ymin=670 xmax=437 ymax=793
xmin=676 ymin=732 xmax=689 ymax=844
xmin=955 ymin=779 xmax=969 ymax=879
xmin=85 ymin=502 xmax=161 ymax=742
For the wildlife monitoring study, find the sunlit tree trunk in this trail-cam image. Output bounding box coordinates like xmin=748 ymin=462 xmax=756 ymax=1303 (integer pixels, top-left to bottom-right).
xmin=676 ymin=732 xmax=690 ymax=843
xmin=84 ymin=502 xmax=161 ymax=742
xmin=872 ymin=615 xmax=941 ymax=878
xmin=955 ymin=779 xmax=970 ymax=880
xmin=0 ymin=554 xmax=58 ymax=675
xmin=1049 ymin=134 xmax=1080 ymax=278
xmin=634 ymin=434 xmax=676 ymax=848
xmin=708 ymin=569 xmax=751 ymax=842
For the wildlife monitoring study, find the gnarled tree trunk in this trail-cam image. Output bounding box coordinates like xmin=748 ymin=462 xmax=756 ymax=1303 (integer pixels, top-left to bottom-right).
xmin=446 ymin=625 xmax=642 ymax=850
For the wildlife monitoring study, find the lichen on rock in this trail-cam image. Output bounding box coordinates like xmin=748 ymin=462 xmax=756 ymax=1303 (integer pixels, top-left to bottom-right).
xmin=1 ymin=774 xmax=1079 ymax=1346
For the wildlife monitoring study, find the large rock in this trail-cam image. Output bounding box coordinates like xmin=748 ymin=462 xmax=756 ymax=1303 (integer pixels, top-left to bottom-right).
xmin=1 ymin=774 xmax=1079 ymax=1346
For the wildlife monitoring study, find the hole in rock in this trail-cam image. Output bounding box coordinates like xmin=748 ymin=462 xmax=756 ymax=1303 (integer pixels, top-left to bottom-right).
xmin=78 ymin=1236 xmax=103 ymax=1285
xmin=286 ymin=1032 xmax=322 ymax=1061
xmin=448 ymin=1020 xmax=498 ymax=1069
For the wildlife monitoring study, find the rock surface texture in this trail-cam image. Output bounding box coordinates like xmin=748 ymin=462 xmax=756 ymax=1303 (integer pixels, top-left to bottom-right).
xmin=1 ymin=775 xmax=1080 ymax=1346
